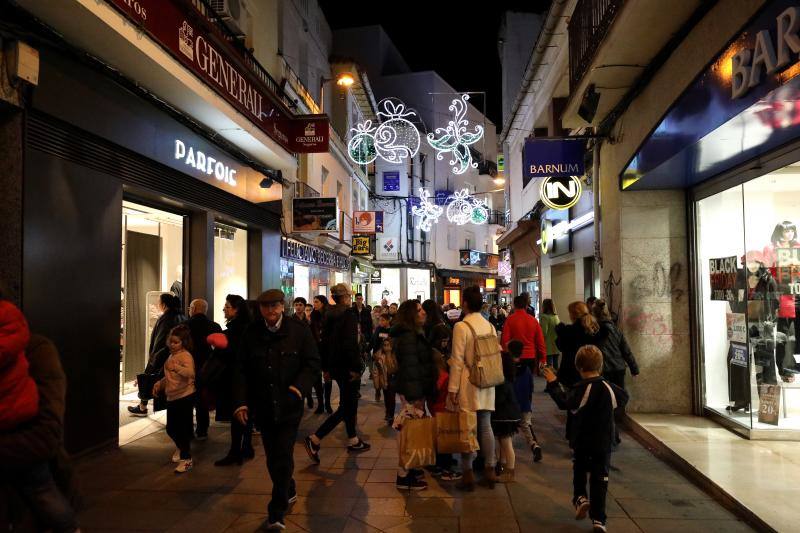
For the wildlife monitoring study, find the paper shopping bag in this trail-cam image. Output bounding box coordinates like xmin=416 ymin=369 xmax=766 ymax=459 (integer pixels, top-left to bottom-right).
xmin=398 ymin=417 xmax=437 ymax=469
xmin=435 ymin=411 xmax=479 ymax=454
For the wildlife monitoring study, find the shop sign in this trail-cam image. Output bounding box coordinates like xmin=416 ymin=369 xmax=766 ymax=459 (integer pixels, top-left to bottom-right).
xmin=353 ymin=211 xmax=384 ymax=233
xmin=370 ymin=269 xmax=382 ymax=284
xmin=435 ymin=190 xmax=452 ymax=206
xmin=107 ymin=0 xmax=329 ymax=154
xmin=486 ymin=278 xmax=496 ymax=289
xmin=280 ymin=238 xmax=350 ymax=270
xmin=459 ymin=250 xmax=500 ymax=269
xmin=758 ymin=384 xmax=781 ymax=425
xmin=497 ymin=154 xmax=505 ymax=173
xmin=174 ymin=139 xmax=237 ymax=185
xmin=377 ymin=237 xmax=398 ymax=261
xmin=352 ymin=236 xmax=371 ymax=255
xmin=709 ymin=256 xmax=738 ymax=300
xmin=445 ymin=277 xmax=461 ymax=286
xmin=540 ymin=175 xmax=582 ymax=210
xmin=523 ymin=138 xmax=586 ymax=188
xmin=382 ymin=171 xmax=400 ymax=191
xmin=731 ymin=6 xmax=800 ymax=99
xmin=292 ymin=197 xmax=338 ymax=232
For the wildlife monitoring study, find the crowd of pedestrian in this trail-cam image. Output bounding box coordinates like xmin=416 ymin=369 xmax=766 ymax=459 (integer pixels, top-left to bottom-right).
xmin=1 ymin=274 xmax=640 ymax=532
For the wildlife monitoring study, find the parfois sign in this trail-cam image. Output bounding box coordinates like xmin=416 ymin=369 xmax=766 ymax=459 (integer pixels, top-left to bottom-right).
xmin=107 ymin=0 xmax=329 ymax=153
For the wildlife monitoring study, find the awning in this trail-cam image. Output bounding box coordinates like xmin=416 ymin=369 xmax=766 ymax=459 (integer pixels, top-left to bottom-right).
xmin=437 ymin=269 xmax=496 ymax=281
xmin=496 ymin=219 xmax=538 ymax=249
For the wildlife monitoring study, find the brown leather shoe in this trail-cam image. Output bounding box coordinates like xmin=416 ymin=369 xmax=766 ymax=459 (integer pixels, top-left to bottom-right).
xmin=456 ymin=469 xmax=475 ymax=492
xmin=478 ymin=466 xmax=498 ymax=489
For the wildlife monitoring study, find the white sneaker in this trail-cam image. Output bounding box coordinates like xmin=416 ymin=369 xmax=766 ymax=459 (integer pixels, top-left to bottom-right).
xmin=174 ymin=459 xmax=193 ymax=473
xmin=171 ymin=449 xmax=181 ymax=463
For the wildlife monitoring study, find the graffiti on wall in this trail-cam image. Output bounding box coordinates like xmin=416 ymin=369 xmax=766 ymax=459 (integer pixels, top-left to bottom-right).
xmin=628 ymin=261 xmax=684 ymax=301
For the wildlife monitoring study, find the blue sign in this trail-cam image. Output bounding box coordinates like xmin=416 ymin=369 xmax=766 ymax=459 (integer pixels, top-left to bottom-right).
xmin=383 ymin=171 xmax=400 ymax=191
xmin=523 ymin=138 xmax=586 ymax=188
xmin=435 ymin=190 xmax=451 ymax=206
xmin=407 ymin=196 xmax=420 ymax=215
xmin=375 ymin=211 xmax=384 ymax=233
xmin=622 ymin=0 xmax=800 ymax=190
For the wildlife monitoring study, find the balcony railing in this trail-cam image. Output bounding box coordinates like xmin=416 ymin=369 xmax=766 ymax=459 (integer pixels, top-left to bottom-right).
xmin=488 ymin=210 xmax=507 ymax=226
xmin=294 ymin=182 xmax=320 ymax=198
xmin=568 ymin=0 xmax=624 ymax=92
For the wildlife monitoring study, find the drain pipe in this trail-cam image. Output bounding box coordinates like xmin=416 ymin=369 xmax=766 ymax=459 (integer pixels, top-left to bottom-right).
xmin=593 ymin=139 xmax=602 ymax=270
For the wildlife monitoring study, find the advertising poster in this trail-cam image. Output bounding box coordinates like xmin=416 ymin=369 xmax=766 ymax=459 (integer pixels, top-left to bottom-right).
xmin=758 ymin=384 xmax=781 ymax=426
xmin=353 ymin=211 xmax=384 ymax=233
xmin=292 ymin=197 xmax=338 ymax=232
xmin=377 ymin=237 xmax=398 ymax=261
xmin=709 ymin=256 xmax=738 ymax=300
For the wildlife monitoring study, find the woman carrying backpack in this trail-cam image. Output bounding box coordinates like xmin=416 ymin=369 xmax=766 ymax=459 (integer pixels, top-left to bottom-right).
xmin=448 ymin=286 xmax=499 ymax=491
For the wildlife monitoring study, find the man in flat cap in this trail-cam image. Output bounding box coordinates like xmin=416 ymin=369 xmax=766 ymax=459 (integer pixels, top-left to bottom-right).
xmin=304 ymin=283 xmax=371 ymax=465
xmin=232 ymin=289 xmax=320 ymax=530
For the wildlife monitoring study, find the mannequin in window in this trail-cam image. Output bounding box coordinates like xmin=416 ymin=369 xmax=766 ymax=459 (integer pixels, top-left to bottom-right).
xmin=171 ymin=265 xmax=184 ymax=309
xmin=725 ymin=256 xmax=751 ymax=412
xmin=763 ymin=223 xmax=800 ymax=382
xmin=746 ymin=251 xmax=782 ymax=392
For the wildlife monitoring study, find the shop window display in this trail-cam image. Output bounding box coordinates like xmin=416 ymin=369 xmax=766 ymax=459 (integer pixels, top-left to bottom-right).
xmin=213 ymin=223 xmax=248 ymax=326
xmin=698 ymin=164 xmax=800 ymax=432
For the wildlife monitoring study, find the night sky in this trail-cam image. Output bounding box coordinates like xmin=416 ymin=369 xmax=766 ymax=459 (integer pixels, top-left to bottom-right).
xmin=319 ymin=0 xmax=551 ymax=128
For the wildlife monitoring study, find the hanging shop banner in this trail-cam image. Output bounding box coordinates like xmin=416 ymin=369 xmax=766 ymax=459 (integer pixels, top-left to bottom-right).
xmin=382 ymin=171 xmax=400 ymax=192
xmin=758 ymin=384 xmax=782 ymax=426
xmin=370 ymin=269 xmax=382 ymax=284
xmin=709 ymin=256 xmax=738 ymax=301
xmin=377 ymin=237 xmax=399 ymax=261
xmin=280 ymin=238 xmax=350 ymax=271
xmin=540 ymin=175 xmax=583 ymax=210
xmin=352 ymin=236 xmax=371 ymax=255
xmin=435 ymin=190 xmax=452 ymax=206
xmin=459 ymin=250 xmax=499 ymax=269
xmin=522 ymin=138 xmax=586 ymax=188
xmin=292 ymin=197 xmax=338 ymax=232
xmin=497 ymin=154 xmax=505 ymax=173
xmin=353 ymin=211 xmax=384 ymax=233
xmin=107 ymin=0 xmax=329 ymax=153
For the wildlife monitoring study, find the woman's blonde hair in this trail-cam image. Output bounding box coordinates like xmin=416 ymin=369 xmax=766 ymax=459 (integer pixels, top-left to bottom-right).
xmin=568 ymin=301 xmax=599 ymax=335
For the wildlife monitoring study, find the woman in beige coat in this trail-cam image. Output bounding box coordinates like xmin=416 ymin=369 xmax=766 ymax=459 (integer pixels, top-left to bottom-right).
xmin=448 ymin=286 xmax=497 ymax=490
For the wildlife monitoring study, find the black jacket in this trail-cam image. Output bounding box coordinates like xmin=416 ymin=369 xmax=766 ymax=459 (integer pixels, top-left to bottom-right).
xmin=371 ymin=326 xmax=391 ymax=354
xmin=145 ymin=309 xmax=186 ymax=374
xmin=488 ymin=314 xmax=505 ymax=332
xmin=546 ymin=376 xmax=629 ymax=453
xmin=321 ymin=304 xmax=362 ymax=378
xmin=390 ymin=324 xmax=436 ymax=402
xmin=232 ymin=316 xmax=321 ymax=425
xmin=186 ymin=313 xmax=222 ymax=371
xmin=425 ymin=320 xmax=452 ymax=355
xmin=555 ymin=322 xmax=602 ymax=387
xmin=353 ymin=303 xmax=373 ymax=339
xmin=595 ymin=320 xmax=639 ymax=375
xmin=491 ymin=380 xmax=522 ymax=422
xmin=215 ymin=315 xmax=250 ymax=420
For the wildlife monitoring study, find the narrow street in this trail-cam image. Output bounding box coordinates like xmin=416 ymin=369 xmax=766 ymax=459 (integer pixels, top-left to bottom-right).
xmin=74 ymin=378 xmax=752 ymax=533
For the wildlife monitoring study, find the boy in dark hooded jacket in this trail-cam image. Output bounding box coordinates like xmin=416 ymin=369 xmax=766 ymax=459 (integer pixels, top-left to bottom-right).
xmin=542 ymin=345 xmax=628 ymax=533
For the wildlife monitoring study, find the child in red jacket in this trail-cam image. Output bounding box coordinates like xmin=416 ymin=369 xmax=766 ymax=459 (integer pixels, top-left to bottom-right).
xmin=0 ymin=300 xmax=39 ymax=430
xmin=429 ymin=348 xmax=462 ymax=481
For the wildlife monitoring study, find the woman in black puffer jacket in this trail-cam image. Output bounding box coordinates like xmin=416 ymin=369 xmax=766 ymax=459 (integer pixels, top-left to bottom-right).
xmin=391 ymin=299 xmax=437 ymax=490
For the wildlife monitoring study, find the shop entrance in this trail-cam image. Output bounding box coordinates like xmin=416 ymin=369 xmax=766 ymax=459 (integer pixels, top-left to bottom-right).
xmin=550 ymin=262 xmax=576 ymax=322
xmin=119 ymin=201 xmax=185 ymax=444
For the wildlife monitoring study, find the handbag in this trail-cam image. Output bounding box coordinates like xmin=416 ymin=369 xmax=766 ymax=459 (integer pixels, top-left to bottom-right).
xmin=462 ymin=321 xmax=505 ymax=388
xmin=435 ymin=411 xmax=479 ymax=453
xmin=398 ymin=417 xmax=437 ymax=470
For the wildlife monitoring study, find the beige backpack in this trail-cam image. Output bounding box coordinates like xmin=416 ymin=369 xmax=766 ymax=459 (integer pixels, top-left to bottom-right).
xmin=462 ymin=320 xmax=505 ymax=388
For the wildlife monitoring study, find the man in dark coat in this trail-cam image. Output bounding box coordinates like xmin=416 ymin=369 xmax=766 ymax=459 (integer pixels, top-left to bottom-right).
xmin=353 ymin=292 xmax=373 ymax=339
xmin=304 ymin=284 xmax=371 ymax=465
xmin=232 ymin=289 xmax=320 ymax=530
xmin=186 ymin=298 xmax=222 ymax=439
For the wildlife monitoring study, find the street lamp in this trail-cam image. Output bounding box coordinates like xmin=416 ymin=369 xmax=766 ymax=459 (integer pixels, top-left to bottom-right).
xmin=336 ymin=73 xmax=355 ymax=87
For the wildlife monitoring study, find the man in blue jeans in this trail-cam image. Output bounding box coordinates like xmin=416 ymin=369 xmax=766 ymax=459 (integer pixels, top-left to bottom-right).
xmin=304 ymin=284 xmax=371 ymax=463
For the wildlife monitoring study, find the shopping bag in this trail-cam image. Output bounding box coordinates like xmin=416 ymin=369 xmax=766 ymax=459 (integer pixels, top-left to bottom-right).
xmin=398 ymin=417 xmax=437 ymax=470
xmin=435 ymin=411 xmax=479 ymax=453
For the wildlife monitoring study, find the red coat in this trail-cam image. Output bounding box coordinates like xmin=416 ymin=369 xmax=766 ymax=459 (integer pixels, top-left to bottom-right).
xmin=0 ymin=301 xmax=39 ymax=430
xmin=501 ymin=309 xmax=547 ymax=363
xmin=430 ymin=369 xmax=449 ymax=414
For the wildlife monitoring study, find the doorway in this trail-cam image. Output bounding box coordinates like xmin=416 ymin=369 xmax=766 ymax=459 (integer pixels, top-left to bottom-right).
xmin=120 ymin=201 xmax=185 ymax=444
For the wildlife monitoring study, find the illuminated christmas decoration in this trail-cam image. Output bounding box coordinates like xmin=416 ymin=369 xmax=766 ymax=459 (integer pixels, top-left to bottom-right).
xmin=347 ymin=120 xmax=378 ymax=165
xmin=426 ymin=94 xmax=484 ymax=175
xmin=445 ymin=188 xmax=488 ymax=226
xmin=347 ymin=100 xmax=420 ymax=166
xmin=411 ymin=189 xmax=443 ymax=232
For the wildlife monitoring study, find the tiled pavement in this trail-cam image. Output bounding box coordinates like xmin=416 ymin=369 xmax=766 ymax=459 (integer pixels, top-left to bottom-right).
xmin=74 ymin=378 xmax=756 ymax=532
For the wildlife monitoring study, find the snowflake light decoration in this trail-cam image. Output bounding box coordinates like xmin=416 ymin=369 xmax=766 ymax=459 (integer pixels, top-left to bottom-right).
xmin=411 ymin=189 xmax=443 ymax=232
xmin=348 ymin=100 xmax=420 ymax=166
xmin=426 ymin=94 xmax=484 ymax=175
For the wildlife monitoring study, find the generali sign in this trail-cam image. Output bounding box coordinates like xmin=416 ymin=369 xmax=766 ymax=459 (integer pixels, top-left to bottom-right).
xmin=107 ymin=0 xmax=329 ymax=154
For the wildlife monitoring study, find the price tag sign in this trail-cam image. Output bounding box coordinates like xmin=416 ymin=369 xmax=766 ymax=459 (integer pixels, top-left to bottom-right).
xmin=758 ymin=384 xmax=781 ymax=426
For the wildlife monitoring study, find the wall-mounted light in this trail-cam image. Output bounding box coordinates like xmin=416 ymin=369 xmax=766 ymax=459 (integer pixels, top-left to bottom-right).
xmin=336 ymin=73 xmax=355 ymax=87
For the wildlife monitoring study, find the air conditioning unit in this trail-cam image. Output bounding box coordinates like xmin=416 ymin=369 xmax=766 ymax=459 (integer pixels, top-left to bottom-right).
xmin=209 ymin=0 xmax=251 ymax=39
